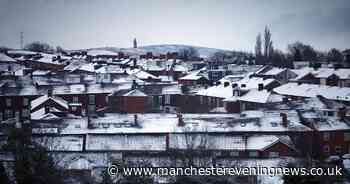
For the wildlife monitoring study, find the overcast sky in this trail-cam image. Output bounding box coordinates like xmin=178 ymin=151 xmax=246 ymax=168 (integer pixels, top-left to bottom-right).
xmin=0 ymin=0 xmax=349 ymax=52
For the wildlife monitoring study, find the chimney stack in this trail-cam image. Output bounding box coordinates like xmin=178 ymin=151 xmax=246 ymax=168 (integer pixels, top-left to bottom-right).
xmin=232 ymin=84 xmax=240 ymax=97
xmin=47 ymin=89 xmax=53 ymax=97
xmin=134 ymin=114 xmax=140 ymax=127
xmin=131 ymin=80 xmax=137 ymax=90
xmin=280 ymin=113 xmax=288 ymax=127
xmin=177 ymin=113 xmax=185 ymax=127
xmin=338 ymin=107 xmax=347 ymax=120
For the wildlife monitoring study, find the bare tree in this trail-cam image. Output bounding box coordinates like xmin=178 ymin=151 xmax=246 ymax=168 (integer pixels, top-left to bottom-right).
xmin=327 ymin=48 xmax=343 ymax=63
xmin=178 ymin=47 xmax=199 ymax=61
xmin=24 ymin=41 xmax=54 ymax=53
xmin=210 ymin=51 xmax=226 ymax=62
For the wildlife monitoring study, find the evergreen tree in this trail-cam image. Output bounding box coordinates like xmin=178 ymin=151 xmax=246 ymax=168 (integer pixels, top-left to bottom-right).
xmin=263 ymin=26 xmax=273 ymax=62
xmin=255 ymin=33 xmax=263 ymax=64
xmin=3 ymin=127 xmax=64 ymax=184
xmin=0 ymin=162 xmax=10 ymax=184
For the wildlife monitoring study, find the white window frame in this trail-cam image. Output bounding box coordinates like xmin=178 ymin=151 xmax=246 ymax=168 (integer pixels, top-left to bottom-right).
xmin=22 ymin=109 xmax=30 ymax=118
xmin=323 ymin=132 xmax=330 ymax=141
xmin=88 ymin=105 xmax=96 ymax=113
xmin=165 ymin=94 xmax=171 ymax=105
xmin=73 ymin=96 xmax=79 ymax=103
xmin=23 ymin=98 xmax=29 ymax=106
xmin=230 ymin=151 xmax=239 ymax=157
xmin=323 ymin=145 xmax=330 ymax=153
xmin=5 ymin=109 xmax=12 ymax=118
xmin=71 ymin=106 xmax=77 ymax=111
xmin=89 ymin=95 xmax=95 ymax=105
xmin=335 ymin=146 xmax=342 ymax=153
xmin=249 ymin=151 xmax=259 ymax=157
xmin=269 ymin=152 xmax=279 ymax=158
xmin=6 ymin=98 xmax=12 ymax=107
xmin=344 ymin=132 xmax=350 ymax=141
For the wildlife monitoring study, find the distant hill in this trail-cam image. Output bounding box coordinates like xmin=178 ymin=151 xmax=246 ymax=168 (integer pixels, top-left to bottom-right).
xmin=84 ymin=44 xmax=232 ymax=58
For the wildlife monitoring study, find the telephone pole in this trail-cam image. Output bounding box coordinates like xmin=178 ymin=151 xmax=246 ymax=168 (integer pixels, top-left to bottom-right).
xmin=20 ymin=32 xmax=24 ymax=49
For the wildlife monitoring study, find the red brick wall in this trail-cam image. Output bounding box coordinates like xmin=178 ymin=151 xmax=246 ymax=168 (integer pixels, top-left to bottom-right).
xmin=122 ymin=96 xmax=147 ymax=113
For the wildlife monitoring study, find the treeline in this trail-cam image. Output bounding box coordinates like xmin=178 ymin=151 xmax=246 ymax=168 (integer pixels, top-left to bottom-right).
xmin=255 ymin=26 xmax=350 ymax=68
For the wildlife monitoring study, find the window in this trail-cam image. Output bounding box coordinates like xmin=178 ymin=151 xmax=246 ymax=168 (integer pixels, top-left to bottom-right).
xmin=213 ymin=151 xmax=221 ymax=157
xmin=89 ymin=95 xmax=95 ymax=105
xmin=158 ymin=96 xmax=163 ymax=105
xmin=328 ymin=111 xmax=335 ymax=117
xmin=0 ymin=112 xmax=2 ymax=121
xmin=88 ymin=105 xmax=95 ymax=113
xmin=23 ymin=98 xmax=29 ymax=106
xmin=165 ymin=95 xmax=171 ymax=105
xmin=6 ymin=98 xmax=12 ymax=107
xmin=345 ymin=133 xmax=350 ymax=141
xmin=323 ymin=145 xmax=330 ymax=153
xmin=71 ymin=106 xmax=77 ymax=111
xmin=335 ymin=146 xmax=342 ymax=153
xmin=73 ymin=96 xmax=79 ymax=103
xmin=269 ymin=152 xmax=279 ymax=158
xmin=5 ymin=109 xmax=12 ymax=118
xmin=230 ymin=151 xmax=239 ymax=157
xmin=22 ymin=109 xmax=30 ymax=117
xmin=249 ymin=151 xmax=258 ymax=157
xmin=323 ymin=132 xmax=330 ymax=141
xmin=15 ymin=111 xmax=20 ymax=120
xmin=199 ymin=96 xmax=203 ymax=104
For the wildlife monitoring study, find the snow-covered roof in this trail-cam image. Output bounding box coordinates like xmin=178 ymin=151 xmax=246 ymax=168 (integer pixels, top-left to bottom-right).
xmin=127 ymin=69 xmax=160 ymax=80
xmin=292 ymin=67 xmax=350 ymax=80
xmin=0 ymin=53 xmax=16 ymax=62
xmin=31 ymin=107 xmax=61 ymax=120
xmin=179 ymin=69 xmax=206 ymax=80
xmin=169 ymin=134 xmax=293 ymax=151
xmin=59 ymin=111 xmax=310 ymax=135
xmin=32 ymin=135 xmax=83 ymax=151
xmin=87 ymin=49 xmax=118 ymax=57
xmin=86 ymin=134 xmax=166 ymax=151
xmin=273 ymin=83 xmax=350 ymax=102
xmin=239 ymin=77 xmax=277 ymax=89
xmin=7 ymin=50 xmax=37 ymax=55
xmin=263 ymin=68 xmax=285 ymax=75
xmin=196 ymin=84 xmax=233 ymax=98
xmin=31 ymin=95 xmax=69 ymax=110
xmin=226 ymin=90 xmax=271 ymax=103
xmin=162 ymin=85 xmax=182 ymax=95
xmin=95 ymin=65 xmax=124 ymax=74
xmin=32 ymin=70 xmax=51 ymax=76
xmin=123 ymin=89 xmax=147 ymax=97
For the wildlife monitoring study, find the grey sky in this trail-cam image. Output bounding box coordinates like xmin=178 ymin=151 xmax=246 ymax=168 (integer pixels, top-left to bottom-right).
xmin=0 ymin=0 xmax=349 ymax=52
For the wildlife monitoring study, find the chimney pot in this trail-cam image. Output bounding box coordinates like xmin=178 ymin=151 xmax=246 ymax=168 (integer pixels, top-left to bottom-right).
xmin=280 ymin=113 xmax=288 ymax=127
